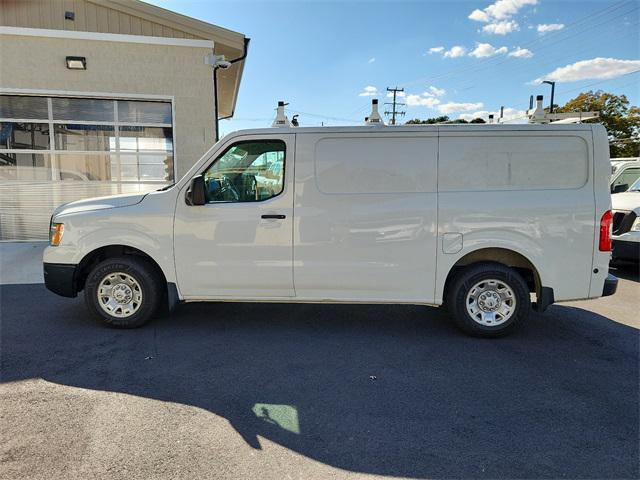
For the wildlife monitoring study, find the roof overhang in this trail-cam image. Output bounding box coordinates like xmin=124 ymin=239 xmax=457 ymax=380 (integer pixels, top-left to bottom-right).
xmin=90 ymin=0 xmax=247 ymax=118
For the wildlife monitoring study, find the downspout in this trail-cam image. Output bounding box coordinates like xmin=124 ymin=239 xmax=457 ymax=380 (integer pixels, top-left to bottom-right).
xmin=214 ymin=37 xmax=251 ymax=142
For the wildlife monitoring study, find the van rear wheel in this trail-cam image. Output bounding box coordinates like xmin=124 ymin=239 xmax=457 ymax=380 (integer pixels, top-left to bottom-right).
xmin=84 ymin=256 xmax=162 ymax=328
xmin=447 ymin=262 xmax=530 ymax=337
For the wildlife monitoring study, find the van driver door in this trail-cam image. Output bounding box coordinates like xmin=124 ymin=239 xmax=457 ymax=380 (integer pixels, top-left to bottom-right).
xmin=174 ymin=134 xmax=295 ymax=299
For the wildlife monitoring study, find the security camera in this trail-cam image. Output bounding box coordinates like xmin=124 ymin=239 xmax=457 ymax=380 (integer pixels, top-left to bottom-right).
xmin=215 ymin=59 xmax=232 ymax=69
xmin=204 ymin=53 xmax=232 ymax=69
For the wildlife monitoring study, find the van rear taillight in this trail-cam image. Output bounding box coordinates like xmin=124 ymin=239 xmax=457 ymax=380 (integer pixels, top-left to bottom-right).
xmin=599 ymin=210 xmax=613 ymax=252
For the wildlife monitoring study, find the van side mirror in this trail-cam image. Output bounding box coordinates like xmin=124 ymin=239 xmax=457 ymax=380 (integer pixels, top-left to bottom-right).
xmin=612 ymin=183 xmax=628 ymax=194
xmin=186 ymin=175 xmax=206 ymax=206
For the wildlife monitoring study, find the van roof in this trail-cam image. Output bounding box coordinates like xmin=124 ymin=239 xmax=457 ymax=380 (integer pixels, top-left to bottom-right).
xmin=223 ymin=123 xmax=597 ymax=137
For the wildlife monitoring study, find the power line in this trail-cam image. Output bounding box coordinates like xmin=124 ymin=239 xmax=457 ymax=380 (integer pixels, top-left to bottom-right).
xmin=555 ymin=70 xmax=640 ymax=96
xmin=396 ymin=1 xmax=636 ymax=89
xmin=449 ymin=19 xmax=640 ymax=93
xmin=384 ymin=87 xmax=406 ymax=125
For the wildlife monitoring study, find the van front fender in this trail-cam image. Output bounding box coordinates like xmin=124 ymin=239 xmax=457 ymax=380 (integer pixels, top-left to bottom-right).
xmin=72 ymin=228 xmax=176 ymax=284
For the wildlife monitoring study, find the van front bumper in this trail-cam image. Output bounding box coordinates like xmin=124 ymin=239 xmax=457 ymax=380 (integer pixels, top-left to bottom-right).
xmin=43 ymin=263 xmax=78 ymax=298
xmin=602 ymin=273 xmax=618 ymax=297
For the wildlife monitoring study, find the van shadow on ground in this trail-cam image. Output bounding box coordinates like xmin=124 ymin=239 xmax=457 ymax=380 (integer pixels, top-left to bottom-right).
xmin=1 ymin=284 xmax=638 ymax=479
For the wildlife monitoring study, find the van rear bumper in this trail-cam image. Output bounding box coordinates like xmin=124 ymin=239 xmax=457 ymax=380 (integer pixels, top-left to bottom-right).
xmin=602 ymin=273 xmax=618 ymax=297
xmin=43 ymin=263 xmax=77 ymax=298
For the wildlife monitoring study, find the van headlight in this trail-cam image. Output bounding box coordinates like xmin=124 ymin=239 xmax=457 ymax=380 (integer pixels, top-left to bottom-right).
xmin=631 ymin=217 xmax=640 ymax=232
xmin=49 ymin=222 xmax=65 ymax=246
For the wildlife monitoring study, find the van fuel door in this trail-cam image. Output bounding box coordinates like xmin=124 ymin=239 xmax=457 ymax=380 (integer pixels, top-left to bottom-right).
xmin=442 ymin=233 xmax=463 ymax=254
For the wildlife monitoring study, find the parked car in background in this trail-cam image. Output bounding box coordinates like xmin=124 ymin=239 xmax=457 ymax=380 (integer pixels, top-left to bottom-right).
xmin=611 ymin=176 xmax=640 ymax=263
xmin=43 ymin=123 xmax=617 ymax=337
xmin=610 ymin=157 xmax=640 ymax=193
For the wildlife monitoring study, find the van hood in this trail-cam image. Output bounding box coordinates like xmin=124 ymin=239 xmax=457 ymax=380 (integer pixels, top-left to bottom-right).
xmin=52 ymin=193 xmax=147 ymax=218
xmin=611 ymin=191 xmax=640 ymax=214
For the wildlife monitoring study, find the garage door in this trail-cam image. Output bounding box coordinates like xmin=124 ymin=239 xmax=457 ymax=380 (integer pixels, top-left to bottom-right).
xmin=0 ymin=94 xmax=174 ymax=240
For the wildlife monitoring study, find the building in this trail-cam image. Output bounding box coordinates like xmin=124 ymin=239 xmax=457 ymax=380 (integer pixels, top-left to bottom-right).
xmin=0 ymin=0 xmax=247 ymax=240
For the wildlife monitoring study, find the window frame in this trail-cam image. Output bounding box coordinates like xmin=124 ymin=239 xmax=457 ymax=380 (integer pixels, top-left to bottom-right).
xmin=200 ymin=138 xmax=287 ymax=204
xmin=0 ymin=92 xmax=175 ymax=183
xmin=614 ymin=166 xmax=640 ymax=188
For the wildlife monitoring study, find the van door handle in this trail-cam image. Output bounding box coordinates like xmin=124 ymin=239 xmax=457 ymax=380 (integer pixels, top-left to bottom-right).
xmin=261 ymin=214 xmax=286 ymax=219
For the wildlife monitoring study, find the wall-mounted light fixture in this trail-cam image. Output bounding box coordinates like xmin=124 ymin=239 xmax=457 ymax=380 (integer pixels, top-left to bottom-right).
xmin=65 ymin=56 xmax=86 ymax=70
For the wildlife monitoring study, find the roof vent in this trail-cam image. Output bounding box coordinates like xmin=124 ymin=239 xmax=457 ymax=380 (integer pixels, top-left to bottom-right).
xmin=272 ymin=101 xmax=290 ymax=127
xmin=365 ymin=99 xmax=385 ymax=125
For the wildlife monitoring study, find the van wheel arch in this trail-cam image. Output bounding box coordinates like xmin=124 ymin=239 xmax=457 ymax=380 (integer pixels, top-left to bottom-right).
xmin=443 ymin=247 xmax=543 ymax=306
xmin=75 ymin=245 xmax=167 ymax=297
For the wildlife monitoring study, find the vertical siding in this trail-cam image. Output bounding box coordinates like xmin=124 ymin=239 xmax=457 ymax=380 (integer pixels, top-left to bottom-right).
xmin=0 ymin=0 xmax=201 ymax=39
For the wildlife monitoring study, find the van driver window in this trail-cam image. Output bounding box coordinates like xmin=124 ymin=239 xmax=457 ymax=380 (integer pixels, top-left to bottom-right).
xmin=203 ymin=140 xmax=285 ymax=202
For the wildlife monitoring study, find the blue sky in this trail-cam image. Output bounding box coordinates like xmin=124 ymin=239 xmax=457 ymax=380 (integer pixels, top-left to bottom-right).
xmin=148 ymin=0 xmax=639 ymax=134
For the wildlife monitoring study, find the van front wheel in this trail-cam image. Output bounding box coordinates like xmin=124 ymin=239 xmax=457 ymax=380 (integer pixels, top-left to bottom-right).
xmin=84 ymin=256 xmax=162 ymax=328
xmin=447 ymin=263 xmax=530 ymax=337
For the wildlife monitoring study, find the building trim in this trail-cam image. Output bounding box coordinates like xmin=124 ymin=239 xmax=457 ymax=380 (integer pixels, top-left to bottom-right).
xmin=0 ymin=88 xmax=174 ymax=102
xmin=0 ymin=26 xmax=214 ymax=48
xmin=92 ymin=0 xmax=245 ymax=50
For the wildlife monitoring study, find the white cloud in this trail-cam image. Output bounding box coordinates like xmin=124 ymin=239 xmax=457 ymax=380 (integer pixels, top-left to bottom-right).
xmin=459 ymin=107 xmax=527 ymax=122
xmin=437 ymin=102 xmax=484 ymax=114
xmin=469 ymin=9 xmax=490 ymax=22
xmin=358 ymin=85 xmax=379 ymax=97
xmin=508 ymin=47 xmax=534 ymax=58
xmin=427 ymin=86 xmax=446 ymax=97
xmin=469 ymin=0 xmax=537 ymax=22
xmin=469 ymin=43 xmax=508 ymax=58
xmin=482 ymin=20 xmax=519 ymax=34
xmin=406 ymin=94 xmax=441 ymax=108
xmin=533 ymin=57 xmax=640 ymax=83
xmin=428 ymin=46 xmax=445 ymax=54
xmin=404 ymin=86 xmax=446 ymax=104
xmin=537 ymin=23 xmax=565 ymax=33
xmin=444 ymin=46 xmax=467 ymax=58
xmin=368 ymin=57 xmax=376 ymax=64
xmin=386 ymin=90 xmax=407 ymax=98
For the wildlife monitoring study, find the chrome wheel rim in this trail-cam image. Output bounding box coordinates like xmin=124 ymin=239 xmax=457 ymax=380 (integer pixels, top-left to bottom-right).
xmin=465 ymin=279 xmax=516 ymax=326
xmin=97 ymin=272 xmax=143 ymax=318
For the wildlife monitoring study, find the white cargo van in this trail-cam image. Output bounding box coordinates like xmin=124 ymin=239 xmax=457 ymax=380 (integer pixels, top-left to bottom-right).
xmin=43 ymin=124 xmax=617 ymax=337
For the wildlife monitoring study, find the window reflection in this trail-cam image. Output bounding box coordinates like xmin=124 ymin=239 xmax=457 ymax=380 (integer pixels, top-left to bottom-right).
xmin=51 ymin=97 xmax=114 ymax=122
xmin=119 ymin=126 xmax=173 ymax=152
xmin=0 ymin=122 xmax=50 ymax=150
xmin=57 ymin=154 xmax=113 ymax=181
xmin=119 ymin=154 xmax=173 ymax=182
xmin=118 ymin=100 xmax=172 ymax=124
xmin=0 ymin=95 xmax=49 ymax=119
xmin=251 ymin=404 xmax=300 ymax=434
xmin=204 ymin=140 xmax=285 ymax=202
xmin=54 ymin=124 xmax=116 ymax=151
xmin=0 ymin=153 xmax=51 ymax=181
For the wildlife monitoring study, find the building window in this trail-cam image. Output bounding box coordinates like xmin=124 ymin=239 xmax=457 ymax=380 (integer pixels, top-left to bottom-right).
xmin=0 ymin=94 xmax=174 ymax=183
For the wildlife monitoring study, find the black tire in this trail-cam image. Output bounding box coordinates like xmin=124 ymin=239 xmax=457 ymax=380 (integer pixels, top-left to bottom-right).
xmin=84 ymin=256 xmax=163 ymax=328
xmin=447 ymin=262 xmax=530 ymax=338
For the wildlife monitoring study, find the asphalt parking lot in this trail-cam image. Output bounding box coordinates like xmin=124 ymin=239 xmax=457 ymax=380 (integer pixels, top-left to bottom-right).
xmin=1 ymin=266 xmax=638 ymax=480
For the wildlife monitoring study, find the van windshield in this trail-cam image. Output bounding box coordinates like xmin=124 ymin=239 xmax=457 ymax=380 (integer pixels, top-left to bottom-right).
xmin=628 ymin=177 xmax=640 ymax=192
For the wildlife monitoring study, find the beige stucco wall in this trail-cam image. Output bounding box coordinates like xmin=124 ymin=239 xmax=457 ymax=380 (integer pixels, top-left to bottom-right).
xmin=0 ymin=34 xmax=216 ymax=179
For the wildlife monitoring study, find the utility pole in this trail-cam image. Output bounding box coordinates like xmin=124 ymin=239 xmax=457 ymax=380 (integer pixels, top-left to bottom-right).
xmin=384 ymin=87 xmax=405 ymax=125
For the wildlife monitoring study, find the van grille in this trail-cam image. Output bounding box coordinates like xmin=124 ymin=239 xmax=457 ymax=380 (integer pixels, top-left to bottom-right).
xmin=612 ymin=210 xmax=637 ymax=235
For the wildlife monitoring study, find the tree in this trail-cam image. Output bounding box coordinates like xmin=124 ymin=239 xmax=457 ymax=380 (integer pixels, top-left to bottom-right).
xmin=405 ymin=115 xmax=487 ymax=125
xmin=406 ymin=115 xmax=450 ymax=124
xmin=556 ymin=90 xmax=640 ymax=158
